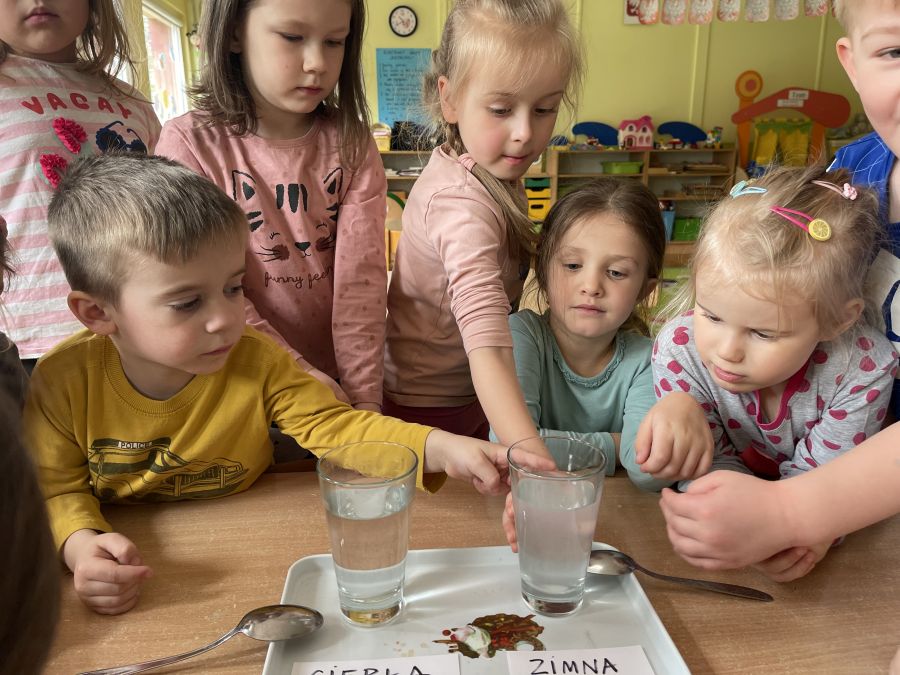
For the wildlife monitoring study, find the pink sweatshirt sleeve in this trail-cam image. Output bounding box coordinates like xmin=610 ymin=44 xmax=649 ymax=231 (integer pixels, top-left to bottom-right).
xmin=426 ymin=185 xmax=514 ymax=353
xmin=330 ymin=137 xmax=387 ymax=406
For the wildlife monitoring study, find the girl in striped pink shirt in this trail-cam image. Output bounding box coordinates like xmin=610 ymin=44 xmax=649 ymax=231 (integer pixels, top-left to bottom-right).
xmin=0 ymin=0 xmax=160 ymax=363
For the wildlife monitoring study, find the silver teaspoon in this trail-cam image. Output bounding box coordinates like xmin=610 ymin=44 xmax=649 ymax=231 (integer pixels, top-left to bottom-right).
xmin=78 ymin=604 xmax=324 ymax=675
xmin=587 ymin=549 xmax=773 ymax=602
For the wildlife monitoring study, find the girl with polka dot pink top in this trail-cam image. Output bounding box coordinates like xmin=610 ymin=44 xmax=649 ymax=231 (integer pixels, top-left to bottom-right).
xmin=653 ymin=165 xmax=897 ymax=583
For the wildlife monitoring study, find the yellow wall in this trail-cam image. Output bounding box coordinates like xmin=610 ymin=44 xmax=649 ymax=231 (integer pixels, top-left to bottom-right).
xmin=362 ymin=1 xmax=861 ymax=142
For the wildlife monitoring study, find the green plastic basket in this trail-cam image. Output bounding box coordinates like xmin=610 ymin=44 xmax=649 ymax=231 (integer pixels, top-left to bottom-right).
xmin=672 ymin=217 xmax=702 ymax=241
xmin=604 ymin=161 xmax=643 ymax=174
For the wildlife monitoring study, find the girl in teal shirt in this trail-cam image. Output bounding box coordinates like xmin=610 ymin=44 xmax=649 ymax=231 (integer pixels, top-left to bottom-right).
xmin=501 ymin=178 xmax=696 ymax=490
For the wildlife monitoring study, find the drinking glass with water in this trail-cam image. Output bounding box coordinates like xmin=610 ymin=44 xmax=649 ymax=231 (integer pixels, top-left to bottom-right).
xmin=509 ymin=436 xmax=606 ymax=616
xmin=317 ymin=442 xmax=418 ymax=626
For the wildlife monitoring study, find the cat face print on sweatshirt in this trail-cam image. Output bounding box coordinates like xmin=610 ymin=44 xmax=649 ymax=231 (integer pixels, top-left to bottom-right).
xmin=230 ymin=166 xmax=341 ymax=267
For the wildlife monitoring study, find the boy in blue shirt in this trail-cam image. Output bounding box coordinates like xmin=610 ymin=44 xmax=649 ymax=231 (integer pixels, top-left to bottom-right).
xmin=831 ymin=0 xmax=900 ymax=420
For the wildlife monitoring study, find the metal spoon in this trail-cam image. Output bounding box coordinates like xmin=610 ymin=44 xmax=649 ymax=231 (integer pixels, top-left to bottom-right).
xmin=587 ymin=549 xmax=773 ymax=602
xmin=77 ymin=604 xmax=324 ymax=675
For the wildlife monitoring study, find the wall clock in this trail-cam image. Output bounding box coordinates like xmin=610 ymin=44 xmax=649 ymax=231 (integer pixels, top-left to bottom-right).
xmin=389 ymin=5 xmax=418 ymax=37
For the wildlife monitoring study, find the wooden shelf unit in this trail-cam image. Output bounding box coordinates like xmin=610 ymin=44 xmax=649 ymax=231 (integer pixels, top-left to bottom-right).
xmin=379 ymin=146 xmax=738 ymax=264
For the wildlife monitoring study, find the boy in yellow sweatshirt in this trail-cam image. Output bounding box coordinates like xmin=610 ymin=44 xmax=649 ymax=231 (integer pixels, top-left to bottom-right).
xmin=28 ymin=153 xmax=518 ymax=615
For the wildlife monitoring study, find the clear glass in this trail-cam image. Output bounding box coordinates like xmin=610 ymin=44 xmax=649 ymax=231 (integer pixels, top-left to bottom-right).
xmin=508 ymin=436 xmax=606 ymax=616
xmin=316 ymin=442 xmax=418 ymax=626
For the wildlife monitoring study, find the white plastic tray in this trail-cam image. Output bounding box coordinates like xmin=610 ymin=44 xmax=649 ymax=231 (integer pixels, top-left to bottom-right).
xmin=263 ymin=544 xmax=689 ymax=675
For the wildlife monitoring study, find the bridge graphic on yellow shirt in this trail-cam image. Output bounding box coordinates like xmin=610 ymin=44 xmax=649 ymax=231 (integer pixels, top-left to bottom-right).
xmin=88 ymin=437 xmax=248 ymax=502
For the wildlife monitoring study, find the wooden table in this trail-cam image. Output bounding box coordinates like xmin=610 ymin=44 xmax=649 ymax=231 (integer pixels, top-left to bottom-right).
xmin=47 ymin=473 xmax=900 ymax=674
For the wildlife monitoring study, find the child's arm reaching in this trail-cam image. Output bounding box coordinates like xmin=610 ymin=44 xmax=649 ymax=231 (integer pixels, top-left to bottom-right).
xmin=422 ymin=187 xmax=541 ymax=449
xmin=648 ymin=322 xmax=744 ymax=481
xmin=469 ymin=346 xmax=541 ymax=449
xmin=423 ymin=428 xmax=552 ymax=495
xmin=62 ymin=529 xmax=153 ymax=615
xmin=660 ymin=424 xmax=900 ymax=570
xmin=634 ymin=391 xmax=713 ymax=482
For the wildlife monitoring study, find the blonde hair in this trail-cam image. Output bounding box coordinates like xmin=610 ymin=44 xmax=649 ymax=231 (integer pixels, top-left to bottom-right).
xmin=832 ymin=0 xmax=851 ymax=29
xmin=833 ymin=0 xmax=900 ymax=33
xmin=533 ymin=177 xmax=666 ymax=336
xmin=664 ymin=165 xmax=883 ymax=334
xmin=190 ymin=0 xmax=371 ymax=169
xmin=422 ymin=0 xmax=583 ymax=261
xmin=0 ymin=0 xmax=135 ymax=92
xmin=47 ymin=154 xmax=246 ymax=305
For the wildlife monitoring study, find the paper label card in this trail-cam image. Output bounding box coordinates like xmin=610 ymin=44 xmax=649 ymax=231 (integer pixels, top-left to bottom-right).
xmin=291 ymin=654 xmax=460 ymax=675
xmin=507 ymin=646 xmax=655 ymax=675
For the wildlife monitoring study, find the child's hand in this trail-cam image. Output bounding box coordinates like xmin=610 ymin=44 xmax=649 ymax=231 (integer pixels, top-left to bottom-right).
xmin=752 ymin=540 xmax=830 ymax=583
xmin=635 ymin=392 xmax=713 ymax=480
xmin=423 ymin=429 xmax=508 ymax=495
xmin=62 ymin=529 xmax=153 ymax=615
xmin=660 ymin=471 xmax=794 ymax=569
xmin=354 ymin=402 xmax=382 ymax=413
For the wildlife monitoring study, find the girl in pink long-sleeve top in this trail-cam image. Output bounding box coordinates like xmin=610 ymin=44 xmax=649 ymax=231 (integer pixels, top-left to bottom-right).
xmin=157 ymin=0 xmax=385 ymax=410
xmin=383 ymin=0 xmax=583 ymax=443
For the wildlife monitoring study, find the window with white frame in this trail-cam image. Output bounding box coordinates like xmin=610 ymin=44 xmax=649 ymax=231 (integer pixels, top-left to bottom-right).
xmin=142 ymin=3 xmax=189 ymax=122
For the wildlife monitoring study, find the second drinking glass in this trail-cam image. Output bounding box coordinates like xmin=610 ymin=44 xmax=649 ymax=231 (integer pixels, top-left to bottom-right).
xmin=509 ymin=436 xmax=606 ymax=616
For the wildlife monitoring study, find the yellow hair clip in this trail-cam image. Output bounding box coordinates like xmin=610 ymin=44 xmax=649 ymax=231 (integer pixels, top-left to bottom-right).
xmin=770 ymin=206 xmax=831 ymax=242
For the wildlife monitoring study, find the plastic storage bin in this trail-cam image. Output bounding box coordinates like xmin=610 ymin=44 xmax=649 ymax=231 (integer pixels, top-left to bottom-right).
xmin=528 ymin=199 xmax=551 ymax=221
xmin=604 ymin=161 xmax=643 ymax=175
xmin=374 ymin=135 xmax=391 ymax=152
xmin=525 ymin=187 xmax=551 ymax=199
xmin=524 ymin=177 xmax=551 ymax=188
xmin=672 ymin=217 xmax=702 ymax=240
xmin=661 ymin=211 xmax=675 ymax=240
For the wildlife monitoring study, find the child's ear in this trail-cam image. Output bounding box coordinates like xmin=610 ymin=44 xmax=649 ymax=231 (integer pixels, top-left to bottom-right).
xmin=438 ymin=76 xmax=459 ymax=124
xmin=640 ymin=277 xmax=659 ymax=303
xmin=230 ymin=23 xmax=244 ymax=54
xmin=67 ymin=291 xmax=117 ymax=336
xmin=836 ymin=37 xmax=858 ymax=90
xmin=823 ymin=297 xmax=865 ymax=340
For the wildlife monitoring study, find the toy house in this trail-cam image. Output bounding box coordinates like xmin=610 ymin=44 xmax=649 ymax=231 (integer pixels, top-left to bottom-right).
xmin=618 ymin=116 xmax=654 ymax=150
